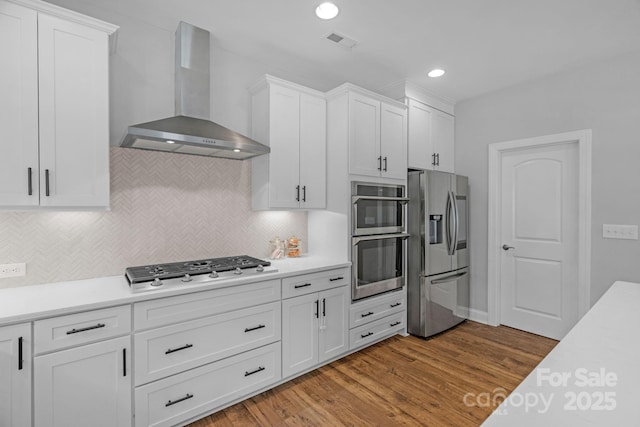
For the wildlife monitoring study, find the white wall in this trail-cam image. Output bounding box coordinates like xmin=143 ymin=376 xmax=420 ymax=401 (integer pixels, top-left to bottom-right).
xmin=455 ymin=50 xmax=640 ymax=313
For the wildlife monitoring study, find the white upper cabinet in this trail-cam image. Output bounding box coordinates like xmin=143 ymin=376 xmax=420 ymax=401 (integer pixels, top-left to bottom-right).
xmin=251 ymin=75 xmax=327 ymax=210
xmin=344 ymin=87 xmax=407 ymax=180
xmin=0 ymin=0 xmax=117 ymax=209
xmin=407 ymin=98 xmax=455 ymax=173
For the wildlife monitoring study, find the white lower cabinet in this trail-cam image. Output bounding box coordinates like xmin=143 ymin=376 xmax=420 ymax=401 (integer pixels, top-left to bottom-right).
xmin=135 ymin=342 xmax=281 ymax=427
xmin=0 ymin=323 xmax=31 ymax=427
xmin=282 ymin=285 xmax=349 ymax=378
xmin=349 ymin=290 xmax=407 ymax=350
xmin=34 ymin=335 xmax=132 ymax=427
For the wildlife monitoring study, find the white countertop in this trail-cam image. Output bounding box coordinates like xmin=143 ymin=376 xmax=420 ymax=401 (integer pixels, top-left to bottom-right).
xmin=482 ymin=280 xmax=640 ymax=426
xmin=0 ymin=255 xmax=350 ymax=325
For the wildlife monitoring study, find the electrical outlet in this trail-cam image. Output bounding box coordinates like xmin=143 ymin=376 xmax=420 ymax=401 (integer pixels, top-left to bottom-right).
xmin=602 ymin=224 xmax=638 ymax=240
xmin=0 ymin=262 xmax=26 ymax=278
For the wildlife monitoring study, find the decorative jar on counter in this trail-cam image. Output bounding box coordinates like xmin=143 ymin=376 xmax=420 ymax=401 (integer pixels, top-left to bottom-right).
xmin=286 ymin=236 xmax=301 ymax=258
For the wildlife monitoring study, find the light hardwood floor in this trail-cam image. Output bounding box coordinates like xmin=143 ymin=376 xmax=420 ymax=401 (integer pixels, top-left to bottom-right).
xmin=188 ymin=321 xmax=557 ymax=426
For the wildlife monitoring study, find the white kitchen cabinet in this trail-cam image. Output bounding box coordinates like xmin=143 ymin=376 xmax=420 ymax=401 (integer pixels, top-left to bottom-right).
xmin=251 ymin=75 xmax=326 ymax=209
xmin=407 ymin=98 xmax=455 ymax=173
xmin=34 ymin=336 xmax=132 ymax=427
xmin=0 ymin=0 xmax=117 ymax=209
xmin=282 ymin=285 xmax=349 ymax=378
xmin=0 ymin=323 xmax=31 ymax=427
xmin=347 ymin=89 xmax=407 ymax=180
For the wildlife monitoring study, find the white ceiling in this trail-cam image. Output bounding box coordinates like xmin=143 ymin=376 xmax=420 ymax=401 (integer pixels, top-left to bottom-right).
xmin=55 ymin=0 xmax=640 ymax=102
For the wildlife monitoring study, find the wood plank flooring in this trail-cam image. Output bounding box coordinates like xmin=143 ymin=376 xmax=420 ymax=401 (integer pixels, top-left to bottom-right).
xmin=187 ymin=321 xmax=557 ymax=427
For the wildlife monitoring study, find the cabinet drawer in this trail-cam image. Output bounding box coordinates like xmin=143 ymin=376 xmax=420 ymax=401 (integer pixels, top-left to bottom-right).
xmin=135 ymin=342 xmax=281 ymax=427
xmin=349 ymin=312 xmax=404 ymax=350
xmin=135 ymin=302 xmax=281 ymax=385
xmin=349 ymin=290 xmax=405 ymax=329
xmin=282 ymin=268 xmax=349 ymax=299
xmin=134 ymin=279 xmax=280 ymax=331
xmin=34 ymin=305 xmax=131 ymax=354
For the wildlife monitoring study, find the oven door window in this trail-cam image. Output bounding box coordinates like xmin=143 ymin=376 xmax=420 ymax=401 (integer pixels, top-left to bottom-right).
xmin=355 ymin=237 xmax=403 ymax=287
xmin=354 ymin=199 xmax=404 ymax=233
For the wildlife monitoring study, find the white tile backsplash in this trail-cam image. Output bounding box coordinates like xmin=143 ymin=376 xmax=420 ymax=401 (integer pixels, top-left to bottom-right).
xmin=0 ymin=147 xmax=307 ymax=289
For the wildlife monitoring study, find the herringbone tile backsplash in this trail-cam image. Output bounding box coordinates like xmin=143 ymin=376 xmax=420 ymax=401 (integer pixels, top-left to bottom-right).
xmin=0 ymin=147 xmax=307 ymax=289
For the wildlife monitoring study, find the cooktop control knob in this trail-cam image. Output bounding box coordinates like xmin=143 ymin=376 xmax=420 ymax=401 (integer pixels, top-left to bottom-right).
xmin=151 ymin=278 xmax=163 ymax=287
xmin=181 ymin=274 xmax=192 ymax=282
xmin=234 ymin=267 xmax=242 ymax=275
xmin=209 ymin=271 xmax=219 ymax=278
xmin=256 ymin=265 xmax=264 ymax=272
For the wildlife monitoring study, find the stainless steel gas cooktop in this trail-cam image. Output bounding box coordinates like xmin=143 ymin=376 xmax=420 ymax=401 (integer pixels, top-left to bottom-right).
xmin=125 ymin=255 xmax=276 ymax=292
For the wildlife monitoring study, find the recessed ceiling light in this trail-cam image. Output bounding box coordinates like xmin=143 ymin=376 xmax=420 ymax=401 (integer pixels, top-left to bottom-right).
xmin=316 ymin=2 xmax=339 ymax=20
xmin=166 ymin=140 xmax=175 ymax=144
xmin=428 ymin=69 xmax=445 ymax=78
xmin=233 ymin=149 xmax=241 ymax=152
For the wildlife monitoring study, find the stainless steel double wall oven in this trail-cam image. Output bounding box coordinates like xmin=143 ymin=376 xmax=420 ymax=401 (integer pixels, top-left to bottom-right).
xmin=351 ymin=182 xmax=409 ymax=300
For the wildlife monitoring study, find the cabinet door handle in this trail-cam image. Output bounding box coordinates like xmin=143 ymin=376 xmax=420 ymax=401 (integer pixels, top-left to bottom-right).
xmin=329 ymin=277 xmax=343 ymax=282
xmin=432 ymin=153 xmax=436 ymax=166
xmin=294 ymin=283 xmax=312 ymax=289
xmin=383 ymin=156 xmax=388 ymax=172
xmin=361 ymin=311 xmax=374 ymax=318
xmin=244 ymin=366 xmax=265 ymax=377
xmin=296 ymin=185 xmax=300 ymax=202
xmin=361 ymin=332 xmax=374 ymax=338
xmin=322 ymin=298 xmax=326 ymax=317
xmin=390 ymin=302 xmax=402 ymax=308
xmin=165 ymin=344 xmax=193 ymax=355
xmin=377 ymin=156 xmax=382 ymax=171
xmin=45 ymin=169 xmax=50 ymax=196
xmin=315 ymin=299 xmax=319 ymax=318
xmin=27 ymin=168 xmax=33 ymax=196
xmin=302 ymin=185 xmax=306 ymax=202
xmin=244 ymin=324 xmax=266 ymax=333
xmin=18 ymin=337 xmax=23 ymax=371
xmin=123 ymin=348 xmax=127 ymax=377
xmin=165 ymin=393 xmax=194 ymax=407
xmin=390 ymin=321 xmax=401 ymax=327
xmin=436 ymin=153 xmax=440 ymax=166
xmin=66 ymin=323 xmax=106 ymax=335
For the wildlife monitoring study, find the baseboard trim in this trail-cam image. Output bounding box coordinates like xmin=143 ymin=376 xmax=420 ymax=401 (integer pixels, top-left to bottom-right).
xmin=468 ymin=308 xmax=489 ymax=324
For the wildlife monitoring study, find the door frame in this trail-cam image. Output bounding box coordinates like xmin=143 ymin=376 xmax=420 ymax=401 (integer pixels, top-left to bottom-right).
xmin=487 ymin=129 xmax=592 ymax=327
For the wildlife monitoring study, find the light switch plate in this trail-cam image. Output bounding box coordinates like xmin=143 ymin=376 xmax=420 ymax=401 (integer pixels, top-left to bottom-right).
xmin=0 ymin=263 xmax=26 ymax=278
xmin=603 ymin=224 xmax=638 ymax=240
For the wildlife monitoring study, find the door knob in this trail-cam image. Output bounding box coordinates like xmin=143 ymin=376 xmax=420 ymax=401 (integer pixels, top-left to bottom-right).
xmin=502 ymin=244 xmax=515 ymax=251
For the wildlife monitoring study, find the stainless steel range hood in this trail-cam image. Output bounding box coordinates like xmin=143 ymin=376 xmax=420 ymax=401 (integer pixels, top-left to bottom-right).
xmin=120 ymin=22 xmax=269 ymax=160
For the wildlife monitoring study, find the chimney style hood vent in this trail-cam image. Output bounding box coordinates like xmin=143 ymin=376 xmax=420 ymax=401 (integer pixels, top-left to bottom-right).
xmin=120 ymin=22 xmax=269 ymax=160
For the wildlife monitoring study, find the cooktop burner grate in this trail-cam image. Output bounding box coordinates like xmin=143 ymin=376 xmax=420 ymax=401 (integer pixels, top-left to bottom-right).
xmin=125 ymin=255 xmax=271 ymax=285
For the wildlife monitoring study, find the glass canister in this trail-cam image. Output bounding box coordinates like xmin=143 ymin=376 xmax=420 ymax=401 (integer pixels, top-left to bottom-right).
xmin=287 ymin=236 xmax=301 ymax=258
xmin=269 ymin=237 xmax=286 ymax=260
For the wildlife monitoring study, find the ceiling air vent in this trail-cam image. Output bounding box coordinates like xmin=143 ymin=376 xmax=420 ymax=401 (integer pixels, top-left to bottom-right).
xmin=324 ymin=32 xmax=358 ymax=49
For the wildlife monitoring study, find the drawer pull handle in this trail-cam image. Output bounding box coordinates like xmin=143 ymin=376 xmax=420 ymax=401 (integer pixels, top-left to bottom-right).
xmin=165 ymin=344 xmax=193 ymax=355
xmin=390 ymin=302 xmax=402 ymax=308
xmin=165 ymin=393 xmax=194 ymax=407
xmin=245 ymin=324 xmax=266 ymax=333
xmin=329 ymin=277 xmax=344 ymax=282
xmin=66 ymin=323 xmax=106 ymax=335
xmin=361 ymin=311 xmax=374 ymax=318
xmin=390 ymin=321 xmax=402 ymax=327
xmin=294 ymin=283 xmax=312 ymax=289
xmin=361 ymin=332 xmax=374 ymax=338
xmin=245 ymin=366 xmax=265 ymax=377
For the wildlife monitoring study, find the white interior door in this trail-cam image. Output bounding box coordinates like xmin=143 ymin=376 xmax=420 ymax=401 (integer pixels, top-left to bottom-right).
xmin=500 ymin=142 xmax=579 ymax=339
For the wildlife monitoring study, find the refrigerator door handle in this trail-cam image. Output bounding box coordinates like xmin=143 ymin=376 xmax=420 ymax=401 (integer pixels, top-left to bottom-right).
xmin=445 ymin=191 xmax=455 ymax=255
xmin=430 ymin=270 xmax=468 ymax=285
xmin=451 ymin=191 xmax=459 ymax=256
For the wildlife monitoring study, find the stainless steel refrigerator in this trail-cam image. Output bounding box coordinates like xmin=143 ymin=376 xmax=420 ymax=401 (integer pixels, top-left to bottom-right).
xmin=407 ymin=169 xmax=470 ymax=338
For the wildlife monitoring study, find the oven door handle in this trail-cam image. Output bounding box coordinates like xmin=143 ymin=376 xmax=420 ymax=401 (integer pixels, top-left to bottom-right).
xmin=351 ymin=196 xmax=410 ymax=204
xmin=352 ymin=233 xmax=410 ymax=245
